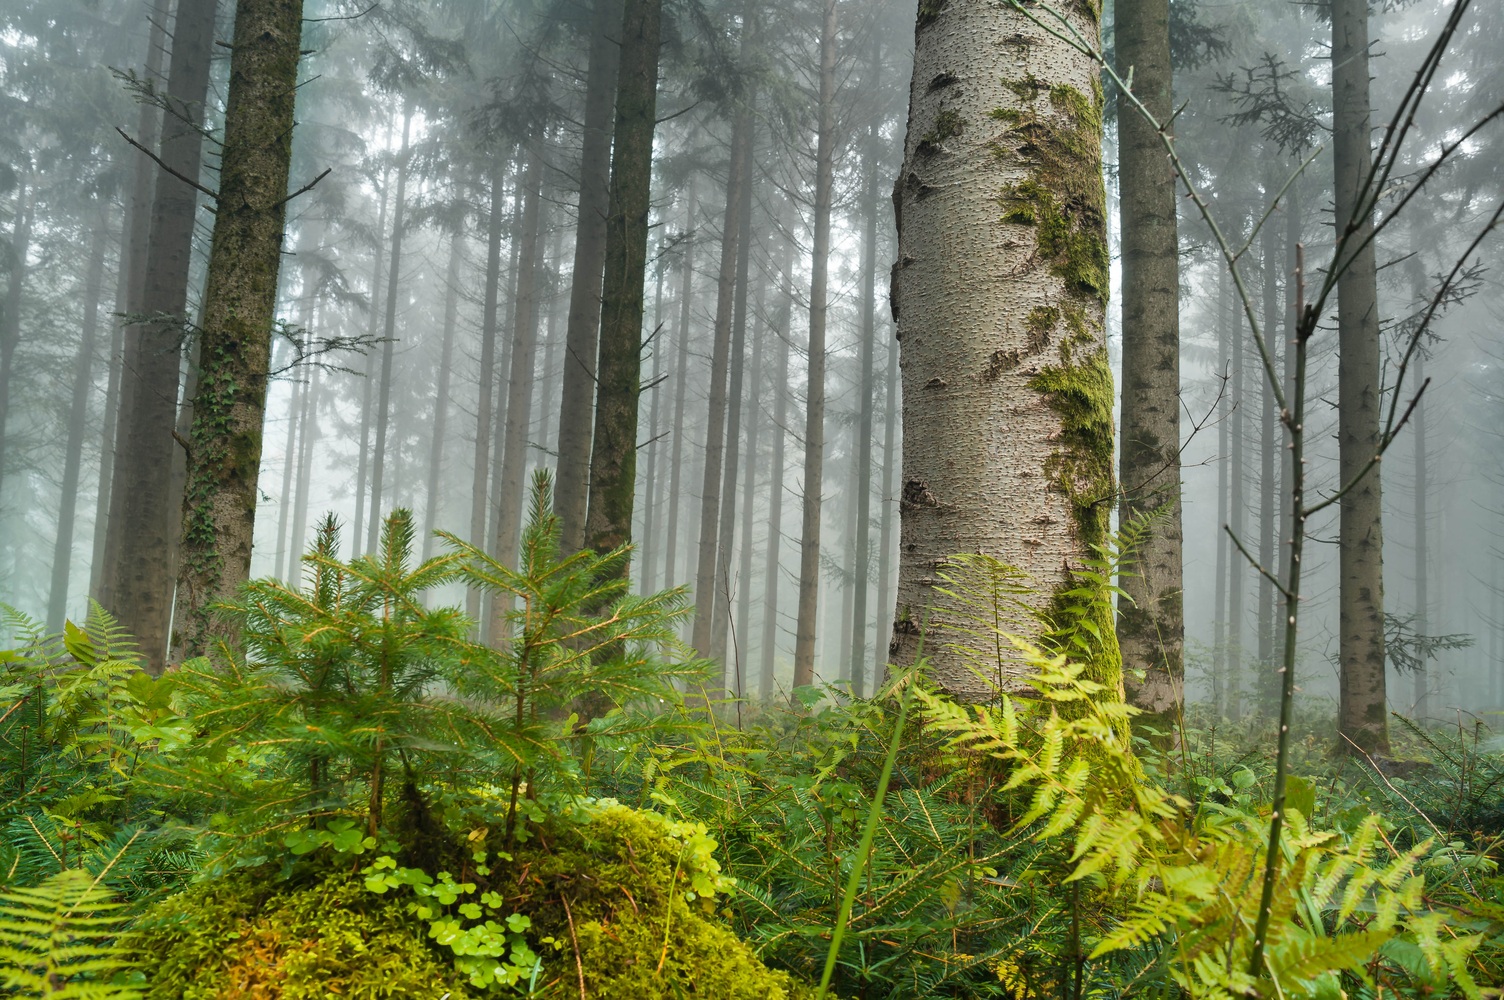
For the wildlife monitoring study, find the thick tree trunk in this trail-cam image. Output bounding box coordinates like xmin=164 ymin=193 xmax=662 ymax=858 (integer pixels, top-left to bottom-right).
xmin=1333 ymin=0 xmax=1388 ymax=755
xmin=367 ymin=100 xmax=415 ymax=553
xmin=759 ymin=258 xmax=793 ymax=700
xmin=848 ymin=76 xmax=881 ymax=698
xmin=47 ymin=215 xmax=110 ymax=631
xmin=791 ymin=0 xmax=838 ymax=690
xmin=172 ymin=0 xmax=306 ymax=659
xmin=888 ymin=0 xmax=1119 ymax=703
xmin=661 ymin=190 xmax=695 ymax=592
xmin=422 ymin=235 xmax=463 ymax=561
xmin=104 ymin=0 xmax=216 ymax=669
xmin=691 ymin=101 xmax=753 ymax=656
xmin=1114 ymin=0 xmax=1183 ymax=723
xmin=554 ymin=0 xmax=623 ymax=553
xmin=581 ymin=0 xmax=663 ymax=560
xmin=710 ymin=106 xmax=757 ymax=671
xmin=467 ymin=161 xmax=508 ymax=623
xmin=94 ymin=0 xmax=169 ymax=601
xmin=489 ymin=143 xmax=546 ymax=625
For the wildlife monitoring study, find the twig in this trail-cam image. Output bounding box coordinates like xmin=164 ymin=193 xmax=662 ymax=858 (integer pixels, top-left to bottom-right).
xmin=115 ymin=127 xmax=219 ymax=201
xmin=271 ymin=167 xmax=332 ymax=210
xmin=560 ymin=893 xmax=587 ymax=999
xmin=1223 ymin=525 xmax=1293 ymax=601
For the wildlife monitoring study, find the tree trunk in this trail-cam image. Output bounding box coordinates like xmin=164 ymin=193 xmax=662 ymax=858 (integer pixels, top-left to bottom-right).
xmin=368 ymin=100 xmax=415 ymax=553
xmin=172 ymin=0 xmax=307 ymax=659
xmin=422 ymin=234 xmax=463 ymax=561
xmin=1114 ymin=0 xmax=1183 ymax=724
xmin=735 ymin=275 xmax=767 ymax=683
xmin=791 ymin=0 xmax=837 ymax=690
xmin=848 ymin=61 xmax=881 ymax=698
xmin=875 ymin=291 xmax=898 ymax=667
xmin=1333 ymin=0 xmax=1388 ymax=755
xmin=47 ymin=214 xmax=109 ymax=631
xmin=661 ymin=188 xmax=695 ymax=591
xmin=103 ymin=0 xmax=217 ymax=670
xmin=94 ymin=0 xmax=169 ymax=601
xmin=554 ymin=0 xmax=623 ymax=554
xmin=350 ymin=143 xmax=392 ymax=558
xmin=1256 ymin=210 xmax=1279 ymax=714
xmin=888 ymin=0 xmax=1119 ymax=704
xmin=467 ymin=160 xmax=509 ymax=623
xmin=488 ymin=141 xmax=546 ymax=633
xmin=1412 ymin=348 xmax=1428 ymax=721
xmin=1278 ymin=182 xmax=1301 ymax=717
xmin=710 ymin=102 xmax=757 ymax=672
xmin=759 ymin=256 xmax=793 ymax=700
xmin=274 ymin=228 xmax=319 ymax=579
xmin=1228 ymin=246 xmax=1246 ymax=721
xmin=1212 ymin=268 xmax=1230 ymax=716
xmin=639 ymin=259 xmax=667 ymax=588
xmin=287 ymin=349 xmax=320 ymax=581
xmin=691 ymin=95 xmax=753 ymax=656
xmin=0 ymin=179 xmax=33 ymax=513
xmin=581 ymin=0 xmax=664 ymax=560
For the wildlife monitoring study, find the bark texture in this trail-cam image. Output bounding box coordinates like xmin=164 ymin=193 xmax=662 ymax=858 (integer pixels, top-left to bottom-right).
xmin=1114 ymin=0 xmax=1183 ymax=722
xmin=554 ymin=0 xmax=623 ymax=553
xmin=173 ymin=0 xmax=306 ymax=659
xmin=1332 ymin=0 xmax=1388 ymax=755
xmin=888 ymin=0 xmax=1119 ymax=702
xmin=582 ymin=0 xmax=663 ymax=560
xmin=103 ymin=0 xmax=217 ymax=669
xmin=791 ymin=0 xmax=837 ymax=689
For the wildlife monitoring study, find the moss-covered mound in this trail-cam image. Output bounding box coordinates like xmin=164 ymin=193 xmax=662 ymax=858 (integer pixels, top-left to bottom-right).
xmin=129 ymin=803 xmax=810 ymax=999
xmin=128 ymin=869 xmax=478 ymax=1000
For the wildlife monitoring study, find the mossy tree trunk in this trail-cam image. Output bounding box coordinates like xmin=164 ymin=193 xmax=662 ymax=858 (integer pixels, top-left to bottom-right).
xmin=888 ymin=0 xmax=1121 ymax=704
xmin=1332 ymin=0 xmax=1388 ymax=755
xmin=172 ymin=0 xmax=307 ymax=659
xmin=791 ymin=0 xmax=837 ymax=690
xmin=1114 ymin=0 xmax=1183 ymax=726
xmin=582 ymin=0 xmax=663 ymax=561
xmin=554 ymin=0 xmax=622 ymax=554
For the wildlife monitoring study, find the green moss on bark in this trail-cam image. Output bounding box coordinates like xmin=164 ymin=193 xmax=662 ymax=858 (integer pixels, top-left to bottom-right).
xmin=995 ymin=83 xmax=1109 ymax=304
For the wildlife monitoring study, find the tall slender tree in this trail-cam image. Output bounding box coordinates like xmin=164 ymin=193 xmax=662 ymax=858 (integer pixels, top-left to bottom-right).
xmin=1115 ymin=0 xmax=1183 ymax=725
xmin=1333 ymin=0 xmax=1388 ymax=754
xmin=791 ymin=0 xmax=837 ymax=689
xmin=582 ymin=0 xmax=664 ymax=560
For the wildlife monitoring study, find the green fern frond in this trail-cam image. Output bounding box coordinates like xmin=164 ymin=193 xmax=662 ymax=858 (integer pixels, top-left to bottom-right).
xmin=0 ymin=869 xmax=141 ymax=998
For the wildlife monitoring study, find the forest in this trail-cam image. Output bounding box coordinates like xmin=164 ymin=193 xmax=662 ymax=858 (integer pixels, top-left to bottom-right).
xmin=1 ymin=0 xmax=1502 ymax=995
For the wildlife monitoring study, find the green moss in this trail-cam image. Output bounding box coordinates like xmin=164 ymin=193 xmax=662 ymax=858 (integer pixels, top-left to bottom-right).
xmin=1026 ymin=305 xmax=1059 ymax=355
xmin=1027 ymin=347 xmax=1125 ymax=734
xmin=995 ymin=83 xmax=1109 ymax=304
xmin=129 ymin=871 xmax=478 ymax=1000
xmin=1003 ymin=74 xmax=1047 ymax=102
xmin=918 ymin=107 xmax=964 ymax=156
xmin=129 ymin=805 xmax=810 ymax=1000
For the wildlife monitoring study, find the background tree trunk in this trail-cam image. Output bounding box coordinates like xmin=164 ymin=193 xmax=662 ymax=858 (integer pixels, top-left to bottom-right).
xmin=46 ymin=214 xmax=109 ymax=631
xmin=422 ymin=234 xmax=463 ymax=561
xmin=791 ymin=0 xmax=837 ymax=690
xmin=103 ymin=0 xmax=216 ymax=669
xmin=1115 ymin=0 xmax=1183 ymax=725
xmin=367 ymin=100 xmax=415 ymax=552
xmin=553 ymin=0 xmax=622 ymax=554
xmin=1333 ymin=0 xmax=1389 ymax=755
xmin=661 ymin=188 xmax=695 ymax=592
xmin=173 ymin=0 xmax=307 ymax=659
xmin=0 ymin=179 xmax=33 ymax=516
xmin=760 ymin=256 xmax=793 ymax=699
xmin=888 ymin=0 xmax=1119 ymax=704
xmin=582 ymin=0 xmax=664 ymax=560
xmin=467 ymin=161 xmax=508 ymax=624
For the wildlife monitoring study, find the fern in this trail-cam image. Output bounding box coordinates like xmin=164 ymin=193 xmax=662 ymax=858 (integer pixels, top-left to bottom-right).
xmin=0 ymin=869 xmax=141 ymax=998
